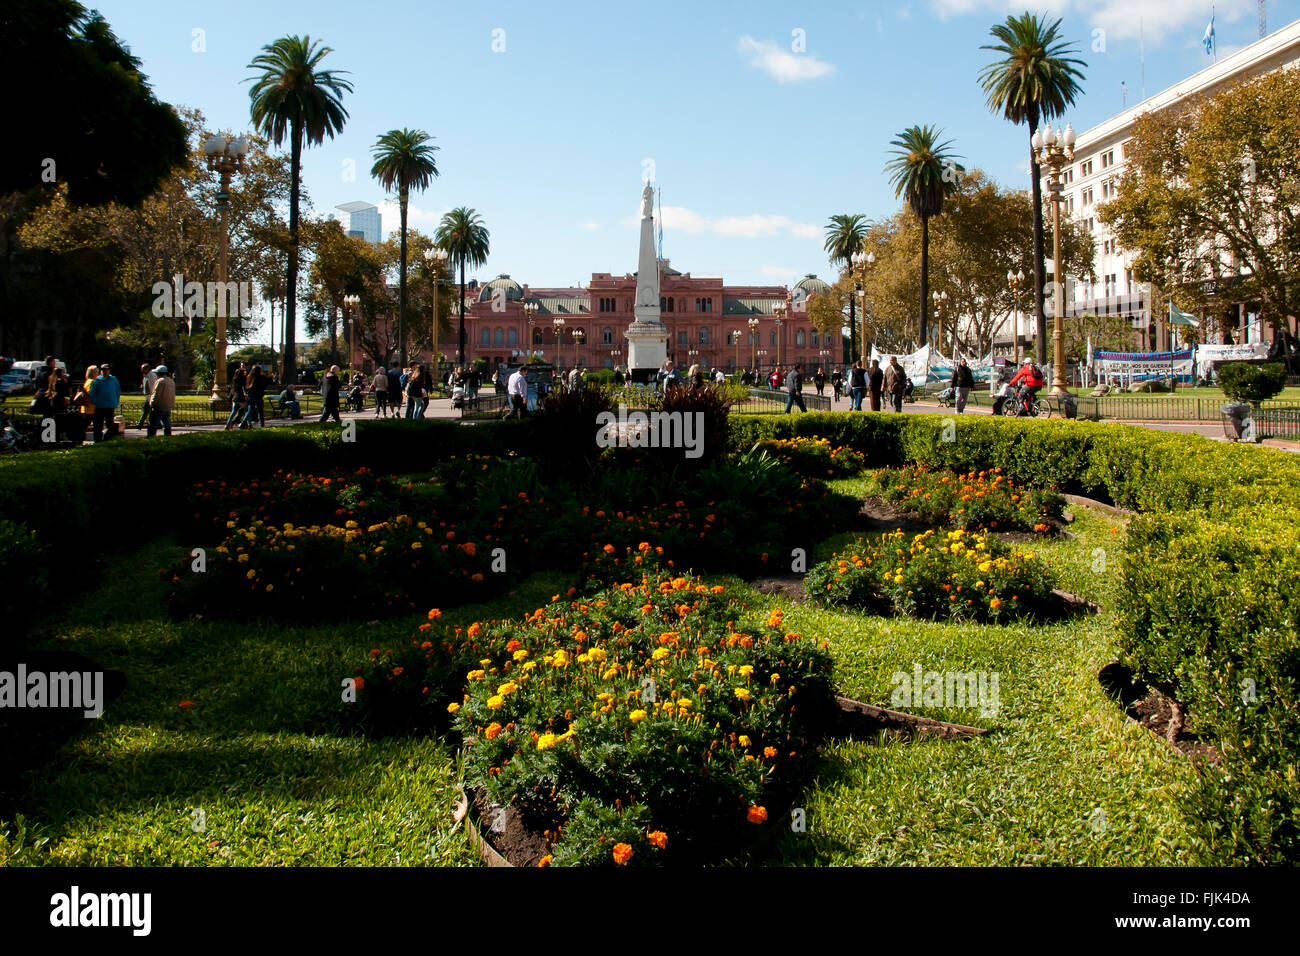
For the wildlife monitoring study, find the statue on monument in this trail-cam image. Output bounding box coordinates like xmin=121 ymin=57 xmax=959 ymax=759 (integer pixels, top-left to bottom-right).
xmin=641 ymin=182 xmax=655 ymax=219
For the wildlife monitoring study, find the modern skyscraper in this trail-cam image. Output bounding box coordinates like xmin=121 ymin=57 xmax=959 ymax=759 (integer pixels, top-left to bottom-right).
xmin=333 ymin=201 xmax=382 ymax=244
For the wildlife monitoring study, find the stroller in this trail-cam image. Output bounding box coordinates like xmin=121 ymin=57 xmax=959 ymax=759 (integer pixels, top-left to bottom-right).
xmin=345 ymin=383 xmax=365 ymax=413
xmin=1 ymin=408 xmax=30 ymax=452
xmin=902 ymin=378 xmax=917 ymax=404
xmin=451 ymin=383 xmax=467 ymax=409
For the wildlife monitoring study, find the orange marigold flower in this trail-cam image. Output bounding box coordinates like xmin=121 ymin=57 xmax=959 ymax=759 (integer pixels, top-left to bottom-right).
xmin=392 ymin=666 xmax=404 ymax=677
xmin=538 ymin=855 xmax=553 ymax=867
xmin=352 ymin=677 xmax=365 ymax=691
xmin=467 ymin=622 xmax=483 ymax=638
xmin=763 ymin=746 xmax=778 ymax=759
xmin=746 ymin=805 xmax=767 ymax=824
xmin=427 ymin=609 xmax=442 ymax=620
xmin=990 ymin=598 xmax=1003 ymax=611
xmin=179 ymin=700 xmax=196 ymax=709
xmin=485 ymin=722 xmax=503 ymax=740
xmin=648 ymin=830 xmax=668 ymax=850
xmin=612 ymin=843 xmax=634 ymax=865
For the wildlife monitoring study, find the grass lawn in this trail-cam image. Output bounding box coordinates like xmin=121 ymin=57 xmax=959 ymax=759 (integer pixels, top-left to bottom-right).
xmin=0 ymin=489 xmax=1199 ymax=866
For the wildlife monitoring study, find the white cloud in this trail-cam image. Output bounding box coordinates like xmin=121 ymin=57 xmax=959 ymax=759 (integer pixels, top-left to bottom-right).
xmin=623 ymin=205 xmax=820 ymax=240
xmin=578 ymin=221 xmax=601 ymax=231
xmin=737 ymin=35 xmax=836 ymax=83
xmin=926 ymin=0 xmax=1249 ymax=44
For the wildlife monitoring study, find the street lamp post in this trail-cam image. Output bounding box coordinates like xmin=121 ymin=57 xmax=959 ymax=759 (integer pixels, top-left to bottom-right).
xmin=774 ymin=303 xmax=786 ymax=369
xmin=342 ymin=294 xmax=360 ymax=368
xmin=573 ymin=327 xmax=585 ymax=367
xmin=932 ymin=290 xmax=950 ymax=356
xmin=851 ymin=250 xmax=875 ymax=363
xmin=1007 ymin=270 xmax=1027 ymax=365
xmin=425 ymin=247 xmax=448 ymax=373
xmin=1033 ymin=121 xmax=1076 ymax=396
xmin=553 ymin=316 xmax=565 ymax=367
xmin=732 ymin=329 xmax=742 ymax=371
xmin=203 ymin=132 xmax=249 ymax=405
xmin=747 ymin=316 xmax=759 ymax=370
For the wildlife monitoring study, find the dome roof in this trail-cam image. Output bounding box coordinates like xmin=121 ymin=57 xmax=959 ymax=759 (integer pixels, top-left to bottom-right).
xmin=792 ymin=274 xmax=830 ymax=297
xmin=478 ymin=274 xmax=524 ymax=303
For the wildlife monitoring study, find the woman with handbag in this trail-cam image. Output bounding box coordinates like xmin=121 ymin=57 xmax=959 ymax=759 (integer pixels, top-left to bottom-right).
xmin=77 ymin=365 xmax=99 ymax=420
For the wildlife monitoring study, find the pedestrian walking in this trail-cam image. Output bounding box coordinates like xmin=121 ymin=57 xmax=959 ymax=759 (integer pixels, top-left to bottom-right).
xmin=386 ymin=363 xmax=403 ymax=416
xmin=225 ymin=363 xmax=248 ymax=430
xmin=319 ymin=365 xmax=342 ymax=423
xmin=135 ymin=363 xmax=157 ymax=429
xmin=88 ymin=363 xmax=122 ymax=441
xmin=241 ymin=365 xmax=266 ymax=429
xmin=371 ymin=366 xmax=389 ymax=417
xmin=951 ymin=358 xmax=975 ymax=414
xmin=783 ymin=363 xmax=808 ymax=414
xmin=813 ymin=368 xmax=826 ymax=396
xmin=883 ymin=356 xmax=907 ymax=413
xmin=869 ymin=359 xmax=884 ymax=412
xmin=147 ymin=366 xmax=176 ymax=436
xmin=831 ymin=369 xmax=843 ymax=402
xmin=505 ymin=364 xmax=528 ymax=419
xmin=848 ymin=361 xmax=867 ymax=411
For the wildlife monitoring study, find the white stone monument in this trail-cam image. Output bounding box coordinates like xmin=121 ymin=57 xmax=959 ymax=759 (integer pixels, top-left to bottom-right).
xmin=625 ymin=182 xmax=669 ymax=383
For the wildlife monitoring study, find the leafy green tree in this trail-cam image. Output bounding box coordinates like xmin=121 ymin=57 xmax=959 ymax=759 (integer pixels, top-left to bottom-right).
xmin=823 ymin=214 xmax=869 ymax=362
xmin=885 ymin=125 xmax=963 ymax=347
xmin=979 ymin=12 xmax=1086 ymax=363
xmin=247 ymin=35 xmax=352 ymax=385
xmin=434 ymin=208 xmax=490 ymax=364
xmin=370 ymin=128 xmax=439 ymax=365
xmin=1099 ymin=68 xmax=1300 ymax=345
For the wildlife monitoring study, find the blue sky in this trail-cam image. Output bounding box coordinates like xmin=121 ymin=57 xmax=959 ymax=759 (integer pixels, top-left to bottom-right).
xmin=94 ymin=0 xmax=1298 ymax=336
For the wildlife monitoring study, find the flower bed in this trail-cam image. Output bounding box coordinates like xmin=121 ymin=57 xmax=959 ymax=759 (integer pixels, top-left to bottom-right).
xmin=868 ymin=465 xmax=1064 ymax=533
xmin=752 ymin=436 xmax=867 ymax=479
xmin=806 ymin=529 xmax=1059 ymax=624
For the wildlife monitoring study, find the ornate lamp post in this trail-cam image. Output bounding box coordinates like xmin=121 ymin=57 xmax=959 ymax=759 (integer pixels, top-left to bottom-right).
xmin=425 ymin=247 xmax=448 ymax=372
xmin=747 ymin=316 xmax=760 ymax=369
xmin=774 ymin=303 xmax=786 ymax=369
xmin=1033 ymin=121 xmax=1076 ymax=395
xmin=573 ymin=327 xmax=585 ymax=366
xmin=1007 ymin=270 xmax=1026 ymax=365
xmin=203 ymin=132 xmax=249 ymax=404
xmin=732 ymin=329 xmax=743 ymax=370
xmin=851 ymin=250 xmax=875 ymax=363
xmin=610 ymin=347 xmax=622 ymax=371
xmin=552 ymin=316 xmax=566 ymax=365
xmin=931 ymin=291 xmax=950 ymax=355
xmin=342 ymin=293 xmax=360 ymax=368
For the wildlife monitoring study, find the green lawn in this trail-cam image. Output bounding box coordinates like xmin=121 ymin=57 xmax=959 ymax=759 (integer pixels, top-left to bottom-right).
xmin=0 ymin=494 xmax=1198 ymax=866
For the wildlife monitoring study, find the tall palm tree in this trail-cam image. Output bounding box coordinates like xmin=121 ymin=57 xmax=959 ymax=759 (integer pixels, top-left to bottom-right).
xmin=885 ymin=125 xmax=963 ymax=348
xmin=824 ymin=214 xmax=869 ymax=362
xmin=247 ymin=35 xmax=352 ymax=385
xmin=434 ymin=208 xmax=490 ymax=366
xmin=979 ymin=13 xmax=1085 ymax=364
xmin=371 ymin=128 xmax=439 ymax=366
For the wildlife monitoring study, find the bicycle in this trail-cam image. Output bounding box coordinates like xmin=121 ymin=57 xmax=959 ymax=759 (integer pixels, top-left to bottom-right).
xmin=1001 ymin=387 xmax=1051 ymax=419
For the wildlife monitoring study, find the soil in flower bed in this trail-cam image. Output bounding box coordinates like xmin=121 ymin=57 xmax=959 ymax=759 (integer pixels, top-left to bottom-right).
xmin=1098 ymin=662 xmax=1220 ymax=763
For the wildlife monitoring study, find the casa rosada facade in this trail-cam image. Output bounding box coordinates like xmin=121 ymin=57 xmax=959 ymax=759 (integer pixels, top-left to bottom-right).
xmin=427 ymin=264 xmax=837 ymax=372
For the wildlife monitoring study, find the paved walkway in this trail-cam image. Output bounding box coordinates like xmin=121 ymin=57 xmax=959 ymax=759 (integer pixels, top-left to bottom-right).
xmin=78 ymin=392 xmax=1296 ymax=453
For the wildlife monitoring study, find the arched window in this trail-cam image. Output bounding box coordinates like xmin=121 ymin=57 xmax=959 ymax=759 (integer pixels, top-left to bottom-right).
xmin=811 ymin=330 xmax=819 ymax=347
xmin=603 ymin=326 xmax=613 ymax=344
xmin=769 ymin=331 xmax=777 ymax=346
xmin=667 ymin=297 xmax=674 ymax=312
xmin=494 ymin=328 xmax=504 ymax=346
xmin=699 ymin=327 xmax=710 ymax=345
xmin=796 ymin=330 xmax=806 ymax=347
xmin=532 ymin=328 xmax=543 ymax=345
xmin=507 ymin=328 xmax=517 ymax=345
xmin=660 ymin=297 xmax=666 ymax=312
xmin=480 ymin=327 xmax=490 ymax=346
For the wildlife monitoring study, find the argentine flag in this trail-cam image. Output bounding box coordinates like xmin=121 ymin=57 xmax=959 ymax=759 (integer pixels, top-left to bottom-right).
xmin=1203 ymin=15 xmax=1216 ymax=56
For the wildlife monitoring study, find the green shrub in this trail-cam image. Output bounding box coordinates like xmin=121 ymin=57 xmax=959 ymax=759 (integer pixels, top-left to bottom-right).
xmin=1218 ymin=361 xmax=1287 ymax=405
xmin=0 ymin=519 xmax=48 ymax=638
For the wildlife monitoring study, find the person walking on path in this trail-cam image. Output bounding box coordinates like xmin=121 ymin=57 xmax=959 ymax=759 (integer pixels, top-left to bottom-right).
xmin=88 ymin=363 xmax=122 ymax=441
xmin=241 ymin=365 xmax=266 ymax=429
xmin=135 ymin=363 xmax=157 ymax=429
xmin=813 ymin=367 xmax=826 ymax=397
xmin=848 ymin=361 xmax=867 ymax=411
xmin=371 ymin=366 xmax=389 ymax=417
xmin=883 ymin=357 xmax=907 ymax=413
xmin=76 ymin=365 xmax=98 ymax=421
xmin=869 ymin=359 xmax=884 ymax=412
xmin=147 ymin=366 xmax=176 ymax=436
xmin=225 ymin=363 xmax=248 ymax=430
xmin=386 ymin=363 xmax=403 ymax=416
xmin=831 ymin=369 xmax=843 ymax=402
xmin=319 ymin=365 xmax=342 ymax=423
xmin=950 ymin=358 xmax=975 ymax=414
xmin=505 ymin=364 xmax=528 ymax=419
xmin=783 ymin=363 xmax=808 ymax=414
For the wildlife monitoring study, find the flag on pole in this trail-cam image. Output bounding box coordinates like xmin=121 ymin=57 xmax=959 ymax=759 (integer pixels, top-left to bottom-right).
xmin=1203 ymin=14 xmax=1216 ymax=56
xmin=1169 ymin=302 xmax=1201 ymax=327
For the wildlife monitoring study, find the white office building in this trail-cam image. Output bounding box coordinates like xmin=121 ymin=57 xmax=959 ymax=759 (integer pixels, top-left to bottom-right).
xmin=1057 ymin=17 xmax=1300 ymax=350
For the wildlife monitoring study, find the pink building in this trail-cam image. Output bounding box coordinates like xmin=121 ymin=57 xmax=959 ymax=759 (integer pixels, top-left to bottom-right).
xmin=440 ymin=264 xmax=836 ymax=373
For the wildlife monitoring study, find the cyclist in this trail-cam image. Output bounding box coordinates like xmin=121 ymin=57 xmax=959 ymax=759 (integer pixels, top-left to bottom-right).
xmin=1008 ymin=358 xmax=1046 ymax=415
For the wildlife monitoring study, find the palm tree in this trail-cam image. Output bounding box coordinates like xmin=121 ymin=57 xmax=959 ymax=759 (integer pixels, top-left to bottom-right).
xmin=434 ymin=208 xmax=490 ymax=365
xmin=824 ymin=214 xmax=869 ymax=362
xmin=979 ymin=13 xmax=1085 ymax=364
xmin=885 ymin=125 xmax=963 ymax=348
xmin=247 ymin=36 xmax=352 ymax=386
xmin=371 ymin=129 xmax=439 ymax=366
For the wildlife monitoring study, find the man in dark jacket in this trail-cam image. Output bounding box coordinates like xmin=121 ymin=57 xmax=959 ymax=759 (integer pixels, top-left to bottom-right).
xmin=950 ymin=358 xmax=975 ymax=414
xmin=386 ymin=363 xmax=403 ymax=415
xmin=869 ymin=359 xmax=884 ymax=411
xmin=848 ymin=361 xmax=867 ymax=411
xmin=319 ymin=365 xmax=342 ymax=423
xmin=783 ymin=363 xmax=807 ymax=414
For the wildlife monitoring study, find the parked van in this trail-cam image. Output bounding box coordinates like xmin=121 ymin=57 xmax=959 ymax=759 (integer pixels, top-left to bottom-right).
xmin=10 ymin=359 xmax=67 ymax=382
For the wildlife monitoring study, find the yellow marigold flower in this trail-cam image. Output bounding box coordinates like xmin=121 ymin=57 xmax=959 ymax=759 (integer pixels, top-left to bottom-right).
xmin=652 ymin=647 xmax=670 ymax=661
xmin=487 ymin=695 xmax=505 ymax=710
xmin=676 ymin=699 xmax=693 ymax=709
xmin=411 ymin=542 xmax=422 ymax=550
xmin=763 ymin=746 xmax=778 ymax=759
xmin=738 ymin=735 xmax=752 ymax=747
xmin=447 ymin=702 xmax=460 ymax=714
xmin=552 ymin=649 xmax=569 ymax=666
xmin=738 ymin=665 xmax=754 ymax=678
xmin=246 ymin=569 xmax=256 ymax=579
xmin=513 ymin=649 xmax=529 ymax=662
xmin=734 ymin=688 xmax=751 ymax=702
xmin=629 ymin=709 xmax=648 ymax=722
xmin=536 ymin=733 xmax=557 ymax=750
xmin=497 ymin=681 xmax=519 ymax=696
xmin=467 ymin=670 xmax=485 ymax=681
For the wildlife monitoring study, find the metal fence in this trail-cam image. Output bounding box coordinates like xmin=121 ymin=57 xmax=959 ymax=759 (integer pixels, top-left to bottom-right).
xmin=1077 ymin=396 xmax=1300 ymax=423
xmin=460 ymin=393 xmax=510 ymax=420
xmin=736 ymin=388 xmax=832 ymax=415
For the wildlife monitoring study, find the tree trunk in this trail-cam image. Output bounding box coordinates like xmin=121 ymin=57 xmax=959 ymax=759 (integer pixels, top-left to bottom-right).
xmin=458 ymin=258 xmax=467 ymax=366
xmin=1029 ymin=121 xmax=1047 ymax=365
xmin=919 ymin=215 xmax=930 ymax=348
xmin=398 ymin=189 xmax=409 ymax=367
xmin=284 ymin=125 xmax=302 ymax=385
xmin=848 ymin=291 xmax=857 ymax=364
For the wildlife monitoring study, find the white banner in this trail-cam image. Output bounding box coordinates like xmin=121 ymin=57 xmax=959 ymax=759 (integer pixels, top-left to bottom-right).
xmin=1092 ymin=349 xmax=1195 ymax=384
